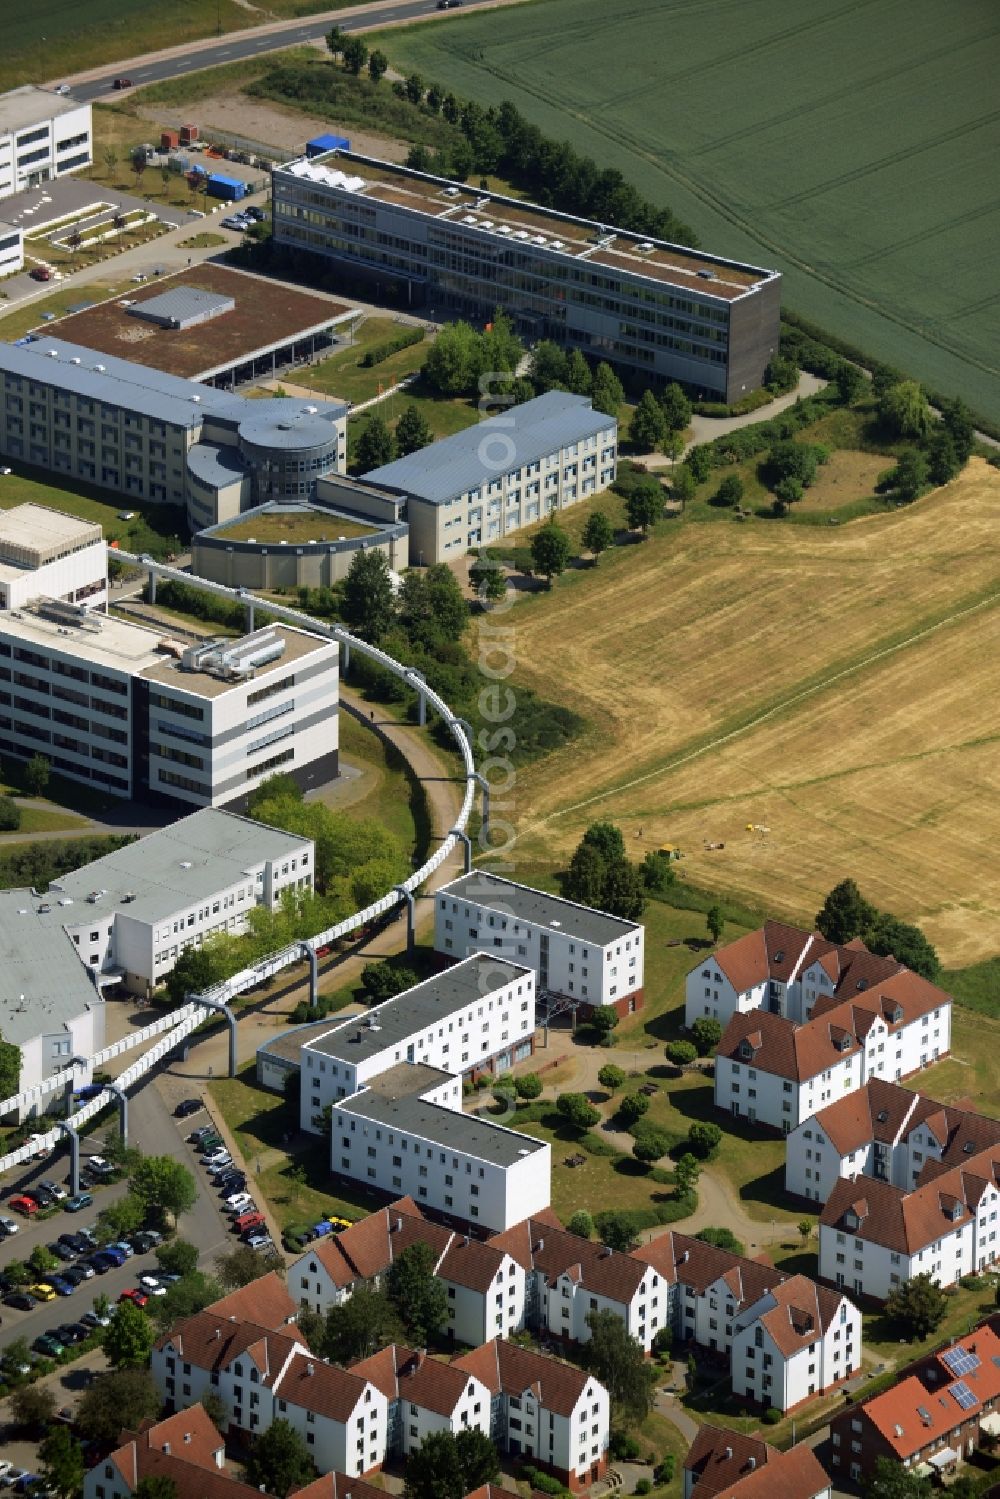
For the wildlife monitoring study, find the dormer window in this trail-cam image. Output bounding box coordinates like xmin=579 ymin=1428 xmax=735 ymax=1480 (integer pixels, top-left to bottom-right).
xmin=845 ymin=1212 xmax=859 ymax=1230
xmin=856 ymin=979 xmax=869 ymax=991
xmin=876 ymin=1110 xmax=889 ymax=1124
xmin=839 ymin=1035 xmax=853 ymax=1052
xmin=740 ymin=1041 xmax=754 ymax=1061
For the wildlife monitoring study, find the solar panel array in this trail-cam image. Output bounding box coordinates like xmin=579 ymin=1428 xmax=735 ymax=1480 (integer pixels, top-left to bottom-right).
xmin=951 ymin=1380 xmax=977 ymax=1411
xmin=943 ymin=1346 xmax=981 ymax=1377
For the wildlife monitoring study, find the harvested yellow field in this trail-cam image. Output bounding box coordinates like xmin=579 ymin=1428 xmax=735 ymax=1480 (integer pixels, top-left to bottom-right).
xmin=492 ymin=461 xmax=1000 ymax=965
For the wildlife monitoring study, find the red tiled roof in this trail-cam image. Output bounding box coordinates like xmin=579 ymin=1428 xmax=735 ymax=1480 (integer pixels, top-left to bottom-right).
xmin=291 ymin=1475 xmax=388 ymax=1499
xmin=332 ymin=1197 xmax=452 ymax=1282
xmin=683 ymin=1425 xmax=772 ymax=1497
xmin=273 ymin=1348 xmax=372 ymax=1422
xmin=711 ymin=1444 xmax=830 ymax=1499
xmin=487 ymin=1216 xmax=647 ymax=1303
xmin=754 ymin=1276 xmax=846 ymax=1358
xmin=819 ymin=1154 xmax=1000 ymax=1255
xmin=106 ymin=1406 xmax=249 ymax=1499
xmin=154 ymin=1313 xmax=305 ymax=1379
xmin=438 ymin=1234 xmax=509 ymax=1294
xmin=453 ymin=1338 xmax=593 ymax=1417
xmin=635 ymin=1232 xmax=784 ymax=1312
xmin=206 ymin=1271 xmax=298 ymax=1330
xmin=118 ymin=1449 xmax=264 ymax=1499
xmin=349 ymin=1344 xmax=479 ymax=1417
xmin=855 ymin=1328 xmax=1000 ymax=1460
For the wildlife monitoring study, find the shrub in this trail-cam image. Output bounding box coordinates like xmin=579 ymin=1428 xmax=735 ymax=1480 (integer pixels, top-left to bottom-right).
xmin=514 ymin=1073 xmax=542 ymax=1101
xmin=763 ymin=1407 xmax=782 ymax=1425
xmin=696 ymin=1226 xmax=745 ymax=1255
xmin=598 ymin=1063 xmax=627 ymax=1094
xmin=654 ymin=1455 xmax=676 ymax=1485
xmin=634 ymin=1483 xmax=652 ymax=1496
xmin=0 ymin=795 xmax=20 ymax=831
xmin=691 ymin=1017 xmax=722 ymax=1056
xmin=359 ymin=325 xmax=424 ymax=367
xmin=617 ymin=1093 xmax=649 ymax=1128
xmin=687 ymin=1122 xmax=722 ymax=1159
xmin=518 ymin=1467 xmax=569 ymax=1498
xmin=567 ymin=1210 xmax=593 ymax=1239
xmin=556 ymin=1093 xmax=600 ymax=1131
xmin=610 ymin=1432 xmax=642 ymax=1461
xmin=666 ymin=1040 xmax=697 ymax=1066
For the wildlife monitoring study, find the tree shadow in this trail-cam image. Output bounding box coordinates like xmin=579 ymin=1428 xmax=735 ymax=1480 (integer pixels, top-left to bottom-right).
xmin=738 ymin=1164 xmax=793 ymax=1214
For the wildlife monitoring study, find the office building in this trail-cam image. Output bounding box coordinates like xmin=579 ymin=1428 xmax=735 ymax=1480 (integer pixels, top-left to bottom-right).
xmin=0 ymin=86 xmax=92 ymax=198
xmin=0 ymin=600 xmax=339 ymax=807
xmin=363 ymin=391 xmax=617 ymax=561
xmin=0 ymin=221 xmax=23 ymax=275
xmin=271 ymin=150 xmax=781 ymax=402
xmin=0 ymin=337 xmax=347 ymax=532
xmin=0 ymin=503 xmax=106 ymax=612
xmin=435 ymin=871 xmax=645 ymax=1017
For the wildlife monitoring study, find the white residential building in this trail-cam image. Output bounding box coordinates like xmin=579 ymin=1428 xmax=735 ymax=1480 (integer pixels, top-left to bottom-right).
xmin=0 ymin=87 xmax=92 ymax=198
xmin=786 ymin=1079 xmax=1000 ymax=1204
xmin=350 ymin=1344 xmax=491 ymax=1459
xmin=273 ymin=1354 xmax=389 ymax=1477
xmin=0 ymin=602 xmax=339 ymax=808
xmin=455 ymin=1338 xmax=610 ymax=1492
xmin=0 ymin=504 xmax=106 ymax=612
xmin=819 ymin=1143 xmax=1000 ymax=1300
xmin=151 ymin=1311 xmax=308 ymax=1436
xmin=49 ymin=807 xmax=314 ymax=994
xmin=434 ymin=872 xmax=645 ymax=1018
xmin=300 ymin=955 xmax=536 ymax=1131
xmin=715 ymin=967 xmax=951 ymax=1134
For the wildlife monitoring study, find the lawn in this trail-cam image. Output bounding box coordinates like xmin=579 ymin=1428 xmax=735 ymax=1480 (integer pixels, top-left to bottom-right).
xmin=222 ymin=511 xmax=377 ymax=543
xmin=10 ymin=805 xmax=90 ymax=835
xmin=348 ymin=381 xmax=480 ymax=470
xmin=302 ymin=316 xmax=426 ymax=405
xmin=468 ymin=459 xmax=1000 ymax=966
xmin=0 ymin=468 xmax=186 ymax=555
xmin=383 ymin=0 xmax=1000 ymax=419
xmin=0 ymin=282 xmax=123 ymax=341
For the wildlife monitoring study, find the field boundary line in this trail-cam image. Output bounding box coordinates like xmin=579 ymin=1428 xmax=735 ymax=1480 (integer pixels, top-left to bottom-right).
xmin=519 ymin=583 xmax=1000 ymax=835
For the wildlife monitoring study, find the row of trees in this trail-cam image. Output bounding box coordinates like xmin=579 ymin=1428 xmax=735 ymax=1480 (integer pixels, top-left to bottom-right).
xmin=353 ymin=402 xmax=433 ymax=471
xmin=563 ymin=822 xmax=646 ymax=921
xmin=815 ymin=877 xmax=940 ymax=980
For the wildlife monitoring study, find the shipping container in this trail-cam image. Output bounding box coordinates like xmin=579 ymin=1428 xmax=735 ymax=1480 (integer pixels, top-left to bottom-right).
xmin=161 ymin=129 xmax=179 ymax=151
xmin=206 ymin=173 xmax=246 ymax=201
xmin=179 ymin=123 xmax=199 ymax=145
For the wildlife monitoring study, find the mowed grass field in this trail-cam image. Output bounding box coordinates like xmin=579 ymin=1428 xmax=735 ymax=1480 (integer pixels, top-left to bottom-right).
xmin=474 ymin=460 xmax=1000 ymax=966
xmin=386 ymin=0 xmax=1000 ymax=418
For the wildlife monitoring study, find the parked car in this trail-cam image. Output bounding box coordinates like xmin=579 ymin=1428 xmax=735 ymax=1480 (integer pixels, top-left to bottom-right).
xmin=224 ymin=1192 xmax=254 ymax=1212
xmin=112 ymin=78 xmax=133 ymax=89
xmin=234 ymin=1212 xmax=265 ymax=1233
xmin=204 ymin=1155 xmax=233 ymax=1173
xmin=64 ymin=1193 xmax=93 ymax=1213
xmin=118 ymin=1288 xmax=148 ymax=1309
xmin=56 ymin=1323 xmax=88 ymax=1345
xmin=72 ymin=1085 xmax=103 ymax=1103
xmin=59 ymin=1265 xmax=93 ymax=1286
xmin=81 ymin=1308 xmax=110 ymax=1329
xmin=244 ymin=1233 xmax=273 ymax=1250
xmin=174 ymin=1099 xmax=201 ymax=1118
xmin=130 ymin=1230 xmax=161 ymax=1253
xmin=38 ymin=1180 xmax=67 ymax=1201
xmin=156 ymin=1272 xmax=182 ymax=1285
xmin=29 ymin=268 xmax=52 ymax=281
xmin=9 ymin=1196 xmax=39 ymax=1216
xmin=189 ymin=1125 xmax=216 ymax=1144
xmin=48 ymin=1241 xmax=76 ymax=1262
xmin=88 ymin=1251 xmax=120 ymax=1274
xmin=58 ymin=1232 xmax=89 ymax=1253
xmin=3 ymin=1291 xmax=36 ymax=1311
xmin=244 ymin=205 xmax=265 ymax=221
xmin=138 ymin=1275 xmax=166 ymax=1295
xmin=0 ymin=1214 xmax=19 ymax=1234
xmin=47 ymin=1275 xmax=76 ymax=1297
xmin=28 ymin=1284 xmax=56 ymax=1302
xmin=109 ymin=1240 xmax=134 ymax=1259
xmin=32 ymin=1333 xmax=64 ymax=1356
xmin=86 ymin=1157 xmax=114 ymax=1178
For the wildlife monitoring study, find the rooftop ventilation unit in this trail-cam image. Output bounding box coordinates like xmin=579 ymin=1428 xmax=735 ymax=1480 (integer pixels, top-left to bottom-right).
xmin=443 ymin=186 xmax=460 ymax=198
xmin=495 ymin=224 xmax=512 ymax=236
xmin=697 ymin=269 xmax=717 ymax=280
xmin=532 ymin=235 xmax=547 ymax=246
xmin=479 ymin=219 xmax=494 ymax=229
xmin=69 ymin=356 xmax=81 ymax=365
xmin=34 ymin=595 xmax=103 ymax=633
xmin=475 ymin=197 xmax=490 ymax=209
xmin=636 ymin=241 xmax=654 ymax=252
xmin=550 ymin=239 xmax=565 ymax=250
xmin=180 ymin=627 xmax=286 ymax=683
xmin=462 ymin=214 xmax=478 ymax=225
xmin=513 ymin=230 xmax=529 ymax=241
xmin=94 ymin=363 xmax=106 ymax=372
xmin=47 ymin=349 xmax=58 ymax=358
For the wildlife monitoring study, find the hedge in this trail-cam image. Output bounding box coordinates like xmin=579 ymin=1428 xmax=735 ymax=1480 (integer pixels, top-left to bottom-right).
xmin=359 ymin=325 xmax=424 ymax=367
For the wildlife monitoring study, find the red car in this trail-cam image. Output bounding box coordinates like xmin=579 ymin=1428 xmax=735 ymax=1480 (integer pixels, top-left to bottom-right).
xmin=234 ymin=1211 xmax=265 ymax=1233
xmin=9 ymin=1194 xmax=39 ymax=1215
xmin=118 ymin=1288 xmax=149 ymax=1308
xmin=29 ymin=267 xmax=52 ymax=282
xmin=112 ymin=78 xmax=133 ymax=90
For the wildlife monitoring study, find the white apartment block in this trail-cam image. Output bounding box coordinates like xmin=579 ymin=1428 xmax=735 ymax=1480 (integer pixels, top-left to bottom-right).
xmin=48 ymin=808 xmax=313 ymax=994
xmin=635 ymin=1233 xmax=861 ymax=1414
xmin=434 ymin=872 xmax=645 ymax=1018
xmin=786 ymin=1079 xmax=1000 ymax=1204
xmin=0 ymin=87 xmax=92 ymax=198
xmin=0 ymin=601 xmax=339 ymax=808
xmin=351 ymin=1344 xmax=491 ymax=1460
xmin=301 ymin=955 xmax=537 ymax=1128
xmin=0 ymin=222 xmax=22 ymax=276
xmin=363 ymin=391 xmax=617 ymax=563
xmin=715 ymin=969 xmax=951 ymax=1134
xmin=820 ymin=1140 xmax=1000 ymax=1301
xmin=0 ymin=504 xmax=106 ymax=612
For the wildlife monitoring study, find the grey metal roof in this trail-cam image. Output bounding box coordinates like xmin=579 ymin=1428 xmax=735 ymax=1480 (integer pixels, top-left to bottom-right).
xmin=307 ymin=954 xmax=532 ymax=1064
xmin=186 ymin=441 xmax=246 ymax=491
xmin=364 ymin=391 xmax=614 ymax=505
xmin=340 ymin=1062 xmax=548 ymax=1166
xmin=130 ymin=285 xmax=234 ymax=327
xmin=439 ymin=872 xmax=640 ymax=947
xmin=50 ymin=809 xmax=308 ymax=924
xmin=0 ymin=338 xmax=346 ymax=433
xmin=238 ymin=405 xmax=341 ymax=452
xmin=0 ymin=890 xmax=99 ymax=1045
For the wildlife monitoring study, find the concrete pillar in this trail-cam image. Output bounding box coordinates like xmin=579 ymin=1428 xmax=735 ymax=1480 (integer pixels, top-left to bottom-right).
xmin=148 ymin=568 xmax=157 ymax=603
xmin=417 ymin=690 xmax=426 ymax=727
xmin=474 ymin=772 xmax=491 ymax=846
xmin=108 ymin=1085 xmax=129 ymax=1145
xmin=341 ymin=639 xmax=350 ymax=673
xmin=450 ymin=827 xmax=473 ymax=874
xmin=63 ymin=1076 xmax=75 ymax=1118
xmin=194 ymin=997 xmax=238 ymax=1078
xmin=57 ymin=1122 xmax=80 ymax=1197
xmin=302 ymin=942 xmax=319 ymax=1010
xmin=393 ymin=885 xmax=416 ymax=958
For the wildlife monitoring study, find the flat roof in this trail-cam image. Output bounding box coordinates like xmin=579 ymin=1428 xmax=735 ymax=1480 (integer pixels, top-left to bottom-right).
xmin=341 ymin=1061 xmax=548 ymax=1167
xmin=131 ymin=285 xmax=234 ymax=328
xmin=0 ymin=889 xmax=98 ymax=1043
xmin=51 ymin=809 xmax=310 ymax=924
xmin=365 ymin=391 xmax=612 ymax=505
xmin=212 ymin=505 xmax=378 ymax=543
xmin=282 ymin=151 xmax=776 ymax=304
xmin=439 ymin=872 xmax=640 ymax=947
xmin=44 ymin=264 xmax=353 ymax=382
xmin=141 ymin=621 xmax=333 ymax=699
xmin=307 ymin=954 xmax=533 ymax=1064
xmin=0 ymin=503 xmax=102 ymax=570
xmin=0 ymin=85 xmax=84 ymax=134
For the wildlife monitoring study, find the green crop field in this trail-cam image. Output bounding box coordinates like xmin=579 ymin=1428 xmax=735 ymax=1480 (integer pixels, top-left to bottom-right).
xmin=384 ymin=0 xmax=1000 ymax=419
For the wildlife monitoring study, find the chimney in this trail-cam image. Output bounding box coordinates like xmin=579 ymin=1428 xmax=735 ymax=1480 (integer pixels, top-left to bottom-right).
xmin=534 ymin=1238 xmax=544 ymax=1253
xmin=679 ymin=1251 xmax=689 ymax=1265
xmin=213 ymin=1327 xmax=222 ymax=1340
xmin=601 ymin=1246 xmax=612 ymax=1258
xmin=463 ymin=1235 xmax=470 ymax=1247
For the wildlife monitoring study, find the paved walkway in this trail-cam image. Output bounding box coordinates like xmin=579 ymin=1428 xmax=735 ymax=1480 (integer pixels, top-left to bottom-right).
xmin=633 ymin=372 xmax=828 ymax=471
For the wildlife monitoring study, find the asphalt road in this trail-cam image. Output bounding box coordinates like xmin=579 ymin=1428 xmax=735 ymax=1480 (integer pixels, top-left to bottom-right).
xmin=70 ymin=0 xmax=483 ymax=103
xmin=0 ymin=1079 xmax=234 ymax=1358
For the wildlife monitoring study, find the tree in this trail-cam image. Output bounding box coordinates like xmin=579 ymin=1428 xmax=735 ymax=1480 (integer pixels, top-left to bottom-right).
xmin=341 ymin=36 xmax=369 ymax=75
xmin=640 ymin=848 xmax=674 ymax=892
xmin=889 ymin=447 xmax=928 ymax=502
xmin=423 ymin=320 xmax=482 ymax=395
xmin=368 ymin=48 xmax=388 ymax=83
xmin=601 ymin=857 xmax=646 ymax=920
xmin=342 ymin=547 xmax=396 ymax=643
xmin=816 ymin=878 xmax=876 ymax=943
xmin=885 ymin=1272 xmax=947 ymax=1340
xmin=691 ymin=1017 xmax=722 ymax=1056
xmin=152 ymin=1270 xmax=222 ymax=1331
xmin=597 ymin=1212 xmax=641 ymax=1253
xmin=78 ymin=1368 xmax=160 ymax=1444
xmin=10 ymin=1382 xmax=56 ymax=1432
xmin=216 ymin=1242 xmax=284 ymax=1290
xmin=591 ymin=362 xmax=625 ymax=418
xmin=134 ymin=1479 xmax=178 ymax=1499
xmin=686 ymin=443 xmax=713 ymax=484
xmin=387 ymin=1241 xmax=449 ymax=1346
xmin=130 ymin=1155 xmax=197 ymax=1222
xmin=625 ymin=478 xmax=663 ymax=534
xmin=361 ymin=961 xmax=419 ymax=1006
xmin=768 ymin=439 xmax=819 ymax=489
xmin=355 ymin=413 xmax=395 ymax=471
xmin=632 ymin=1125 xmax=671 ymax=1164
xmin=425 ymin=84 xmax=443 ymax=113
xmin=629 ymin=390 xmax=668 ymax=452
xmin=399 ymin=562 xmax=468 ymax=646
xmin=156 ymin=1238 xmax=199 ymax=1278
xmin=666 ymin=1040 xmax=697 ymax=1066
xmin=926 ymin=427 xmax=960 ymax=486
xmin=764 ymin=354 xmax=798 ymax=393
xmin=563 ymin=841 xmax=607 ymax=908
xmin=131 ymin=148 xmax=147 ymax=186
xmin=674 ymin=1153 xmax=700 ymax=1195
xmin=395 ymin=403 xmax=433 ymax=457
xmin=865 ymin=1455 xmax=931 ymax=1499
xmin=530 ymin=340 xmax=569 ymax=392
xmin=103 ymin=146 xmax=118 ymax=179
xmin=584 ymin=1309 xmax=654 ymax=1424
xmin=568 ymin=1209 xmax=594 ymax=1238
xmin=201 ymin=1390 xmax=229 ymax=1432
xmin=834 ymin=362 xmax=867 ymax=405
xmin=29 ymin=1243 xmax=60 ymax=1274
xmin=582 ymin=510 xmax=614 ymax=562
xmin=772 ymin=476 xmax=802 ymax=513
xmin=95 ymin=1191 xmax=146 ymax=1244
xmin=469 ymin=554 xmax=507 ymax=604
xmin=557 ymin=1092 xmax=600 ymax=1131
xmin=405 ymin=72 xmax=425 ymax=104
xmin=325 ymin=24 xmax=346 ymax=56
xmin=403 ymin=1430 xmax=467 ymax=1499
xmin=617 ymin=1093 xmax=649 ymax=1128
xmin=514 ymin=1072 xmax=542 ymax=1100
xmin=660 ymin=382 xmax=692 ymax=433
xmin=864 ymin=912 xmax=940 ymax=981
xmin=588 ymin=1007 xmax=620 ymax=1046
xmin=696 ymin=1226 xmax=744 ymax=1254
xmin=941 ymin=396 xmax=975 ymax=463
xmin=878 ymin=380 xmax=931 ymax=439
xmin=165 ymin=942 xmax=227 ymax=1004
xmin=104 ymin=1297 xmax=155 ymax=1367
xmin=715 ymin=474 xmax=744 ymax=507
xmin=598 ymin=1063 xmax=627 ymax=1094
xmin=455 ymin=1427 xmax=501 ymax=1490
xmin=39 ymin=1427 xmax=85 ymax=1499
xmin=706 ymin=905 xmax=724 ymax=943
xmin=798 ymin=1219 xmax=813 ymax=1244
xmin=565 ymin=349 xmax=592 ymax=395
xmin=687 ymin=1121 xmax=722 ymax=1159
xmin=246 ymin=1418 xmax=317 ymax=1498
xmin=24 ymin=753 xmax=50 ymax=795
xmin=323 ymin=1285 xmax=400 ymax=1363
xmin=0 ymin=792 xmax=20 ymax=830
xmin=530 ymin=518 xmax=572 ymax=585
xmin=581 ymin=821 xmax=626 ymax=864
xmin=672 ymin=465 xmax=696 ymax=508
